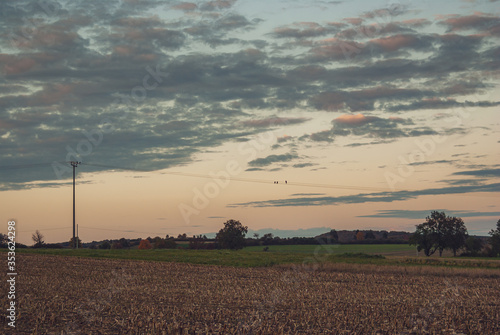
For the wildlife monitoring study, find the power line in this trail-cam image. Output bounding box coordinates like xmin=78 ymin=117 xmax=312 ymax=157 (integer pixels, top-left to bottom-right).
xmin=2 ymin=161 xmax=499 ymax=196
xmin=0 ymin=160 xmax=388 ymax=191
xmin=16 ymin=226 xmax=167 ymax=236
xmin=79 ymin=226 xmax=136 ymax=232
xmin=18 ymin=227 xmax=70 ymax=233
xmin=79 ymin=226 xmax=168 ymax=236
xmin=79 ymin=161 xmax=391 ymax=192
xmin=157 ymin=170 xmax=388 ymax=192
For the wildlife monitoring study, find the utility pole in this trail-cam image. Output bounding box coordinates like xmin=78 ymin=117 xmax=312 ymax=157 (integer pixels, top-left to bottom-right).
xmin=71 ymin=161 xmax=81 ymax=249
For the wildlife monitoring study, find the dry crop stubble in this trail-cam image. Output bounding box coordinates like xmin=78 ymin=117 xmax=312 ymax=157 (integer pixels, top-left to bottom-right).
xmin=1 ymin=254 xmax=499 ymax=334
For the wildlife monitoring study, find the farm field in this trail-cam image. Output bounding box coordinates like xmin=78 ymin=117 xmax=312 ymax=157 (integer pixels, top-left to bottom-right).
xmin=244 ymin=243 xmax=419 ymax=256
xmin=1 ymin=253 xmax=499 ymax=334
xmin=14 ymin=248 xmax=301 ymax=267
xmin=13 ymin=245 xmax=500 ymax=269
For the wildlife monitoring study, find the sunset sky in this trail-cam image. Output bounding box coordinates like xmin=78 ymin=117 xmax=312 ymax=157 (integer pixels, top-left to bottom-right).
xmin=1 ymin=0 xmax=499 ymax=244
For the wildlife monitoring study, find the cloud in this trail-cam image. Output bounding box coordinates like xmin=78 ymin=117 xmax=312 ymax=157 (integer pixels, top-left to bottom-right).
xmin=241 ymin=117 xmax=310 ymax=128
xmin=336 ymin=22 xmax=419 ymax=39
xmin=334 ymin=113 xmax=377 ymax=126
xmin=387 ymin=98 xmax=500 ymax=112
xmin=453 ymin=168 xmax=500 ymax=177
xmin=309 ymin=130 xmax=334 ymax=142
xmin=183 ymin=13 xmax=254 ymax=46
xmin=2 ymin=57 xmax=38 ymax=75
xmin=248 ymin=153 xmax=299 ymax=167
xmin=172 ymin=2 xmax=197 ymax=11
xmin=0 ymin=0 xmax=499 ymax=191
xmin=308 ymin=30 xmax=435 ymax=62
xmin=271 ymin=22 xmax=334 ymax=39
xmin=229 ymin=183 xmax=500 ymax=207
xmin=358 ymin=209 xmax=500 ymax=219
xmin=369 ymin=34 xmax=431 ymax=52
xmin=306 ymin=113 xmax=432 ymax=142
xmin=200 ymin=0 xmax=237 ymax=11
xmin=362 ymin=5 xmax=409 ymax=19
xmin=309 ymin=87 xmax=431 ymax=112
xmin=292 ymin=162 xmax=315 ymax=168
xmin=277 ymin=135 xmax=293 ymax=143
xmin=409 ymin=159 xmax=457 ymax=166
xmin=400 ymin=18 xmax=432 ymax=28
xmin=439 ymin=13 xmax=500 ymax=36
xmin=287 ymin=65 xmax=327 ymax=81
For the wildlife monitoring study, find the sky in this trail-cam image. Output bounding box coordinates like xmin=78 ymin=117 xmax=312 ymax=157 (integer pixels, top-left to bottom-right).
xmin=0 ymin=0 xmax=499 ymax=245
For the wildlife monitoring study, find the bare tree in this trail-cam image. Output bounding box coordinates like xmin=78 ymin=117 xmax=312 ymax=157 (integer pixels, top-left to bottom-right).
xmin=32 ymin=230 xmax=45 ymax=248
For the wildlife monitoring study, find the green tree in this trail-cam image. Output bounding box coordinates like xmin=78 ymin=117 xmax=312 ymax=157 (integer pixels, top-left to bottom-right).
xmin=189 ymin=237 xmax=211 ymax=249
xmin=441 ymin=217 xmax=468 ymax=256
xmin=329 ymin=229 xmax=339 ymax=242
xmin=465 ymin=236 xmax=483 ymax=256
xmin=410 ymin=211 xmax=468 ymax=257
xmin=262 ymin=233 xmax=274 ymax=245
xmin=365 ymin=231 xmax=376 ymax=239
xmin=69 ymin=237 xmax=82 ymax=248
xmin=99 ymin=241 xmax=111 ymax=249
xmin=164 ymin=237 xmax=177 ymax=249
xmin=119 ymin=238 xmax=130 ymax=249
xmin=153 ymin=237 xmax=167 ymax=249
xmin=216 ymin=219 xmax=248 ymax=250
xmin=410 ymin=211 xmax=443 ymax=256
xmin=489 ymin=219 xmax=500 ymax=257
xmin=32 ymin=230 xmax=45 ymax=248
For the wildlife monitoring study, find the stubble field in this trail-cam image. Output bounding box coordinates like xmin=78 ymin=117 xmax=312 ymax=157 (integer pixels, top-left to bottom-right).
xmin=1 ymin=253 xmax=499 ymax=334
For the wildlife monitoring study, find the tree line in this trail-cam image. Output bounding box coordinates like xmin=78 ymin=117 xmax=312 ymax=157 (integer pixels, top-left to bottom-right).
xmin=3 ymin=215 xmax=499 ymax=257
xmin=410 ymin=211 xmax=500 ymax=257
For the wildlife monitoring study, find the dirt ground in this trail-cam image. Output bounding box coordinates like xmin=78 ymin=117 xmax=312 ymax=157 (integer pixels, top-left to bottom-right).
xmin=1 ymin=254 xmax=499 ymax=334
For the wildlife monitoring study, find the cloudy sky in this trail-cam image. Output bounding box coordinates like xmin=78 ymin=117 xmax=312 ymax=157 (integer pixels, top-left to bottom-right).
xmin=1 ymin=0 xmax=499 ymax=244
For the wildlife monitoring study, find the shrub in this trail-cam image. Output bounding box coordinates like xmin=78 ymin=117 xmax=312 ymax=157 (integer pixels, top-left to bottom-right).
xmin=138 ymin=239 xmax=152 ymax=250
xmin=99 ymin=241 xmax=111 ymax=249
